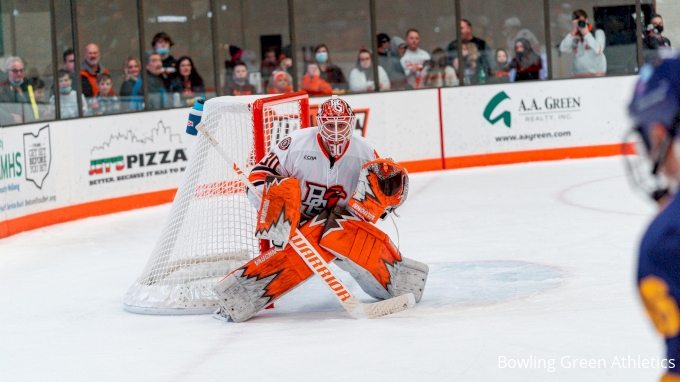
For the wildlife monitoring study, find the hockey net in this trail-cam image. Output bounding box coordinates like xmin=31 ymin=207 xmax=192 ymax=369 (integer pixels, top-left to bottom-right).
xmin=123 ymin=92 xmax=310 ymax=314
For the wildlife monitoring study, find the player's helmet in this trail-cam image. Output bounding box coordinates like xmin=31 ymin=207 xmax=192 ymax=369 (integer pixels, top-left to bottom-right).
xmin=625 ymin=53 xmax=680 ymax=201
xmin=317 ymin=95 xmax=356 ymax=160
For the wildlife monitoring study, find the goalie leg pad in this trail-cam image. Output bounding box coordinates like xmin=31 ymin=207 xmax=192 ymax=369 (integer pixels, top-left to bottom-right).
xmin=213 ymin=215 xmax=334 ymax=322
xmin=255 ymin=175 xmax=302 ymax=250
xmin=319 ymin=207 xmax=428 ymax=302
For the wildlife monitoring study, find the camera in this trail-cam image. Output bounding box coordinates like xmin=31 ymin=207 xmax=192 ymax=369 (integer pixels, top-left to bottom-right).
xmin=577 ymin=20 xmax=587 ymax=28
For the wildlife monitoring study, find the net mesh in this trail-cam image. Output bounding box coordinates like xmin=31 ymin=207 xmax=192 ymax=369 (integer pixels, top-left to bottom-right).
xmin=123 ymin=94 xmax=304 ymax=314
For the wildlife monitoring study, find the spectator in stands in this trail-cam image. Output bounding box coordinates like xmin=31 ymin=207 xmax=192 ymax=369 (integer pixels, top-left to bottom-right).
xmin=559 ymin=9 xmax=607 ymax=78
xmin=643 ymin=14 xmax=671 ymax=50
xmin=63 ymin=48 xmax=92 ymax=96
xmin=268 ymin=62 xmax=294 ymax=94
xmin=51 ymin=69 xmax=88 ymax=118
xmin=224 ymin=61 xmax=256 ymax=96
xmin=169 ymin=56 xmax=205 ymax=105
xmin=377 ymin=33 xmax=406 ymax=90
xmin=454 ymin=42 xmax=483 ymax=85
xmin=131 ymin=51 xmax=168 ymax=110
xmin=349 ymin=48 xmax=390 ymax=93
xmin=0 ymin=56 xmax=33 ymax=124
xmin=400 ymin=29 xmax=430 ymax=89
xmin=424 ymin=48 xmax=459 ymax=88
xmin=224 ymin=45 xmax=245 ymax=79
xmin=491 ymin=49 xmax=511 ymax=83
xmin=447 ymin=19 xmax=490 ymax=75
xmin=502 ymin=17 xmax=541 ymax=59
xmin=152 ymin=32 xmax=177 ymax=88
xmin=29 ymin=78 xmax=52 ymax=119
xmin=268 ymin=71 xmax=293 ymax=94
xmin=261 ymin=48 xmax=279 ymax=90
xmin=510 ymin=38 xmax=542 ymax=81
xmin=314 ymin=44 xmax=347 ymax=92
xmin=301 ymin=62 xmax=332 ymax=96
xmin=119 ymin=56 xmax=140 ymax=100
xmin=89 ymin=73 xmax=120 ymax=115
xmin=80 ymin=43 xmax=110 ymax=97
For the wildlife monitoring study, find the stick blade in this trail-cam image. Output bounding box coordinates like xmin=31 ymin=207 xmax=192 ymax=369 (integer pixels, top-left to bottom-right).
xmin=364 ymin=293 xmax=416 ymax=319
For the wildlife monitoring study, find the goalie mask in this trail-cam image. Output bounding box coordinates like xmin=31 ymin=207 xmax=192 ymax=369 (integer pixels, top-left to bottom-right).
xmin=317 ymin=95 xmax=356 ymax=160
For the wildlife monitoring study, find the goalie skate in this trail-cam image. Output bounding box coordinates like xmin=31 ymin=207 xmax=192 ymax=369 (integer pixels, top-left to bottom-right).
xmin=213 ymin=214 xmax=335 ymax=322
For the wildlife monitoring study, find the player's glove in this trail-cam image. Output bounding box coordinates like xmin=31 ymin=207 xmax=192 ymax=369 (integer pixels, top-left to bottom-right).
xmin=347 ymin=158 xmax=409 ymax=223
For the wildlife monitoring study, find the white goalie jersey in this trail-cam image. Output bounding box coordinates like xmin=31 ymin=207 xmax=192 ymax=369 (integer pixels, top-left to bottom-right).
xmin=248 ymin=127 xmax=378 ymax=219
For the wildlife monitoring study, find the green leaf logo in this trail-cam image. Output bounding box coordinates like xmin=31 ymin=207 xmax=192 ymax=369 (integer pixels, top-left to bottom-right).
xmin=484 ymin=91 xmax=511 ymax=128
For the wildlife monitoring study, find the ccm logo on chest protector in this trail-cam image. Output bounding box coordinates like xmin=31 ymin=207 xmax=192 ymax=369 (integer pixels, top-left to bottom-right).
xmin=303 ymin=155 xmax=316 ymax=160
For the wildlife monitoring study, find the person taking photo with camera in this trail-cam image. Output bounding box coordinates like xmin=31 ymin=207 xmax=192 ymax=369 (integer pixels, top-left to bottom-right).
xmin=644 ymin=14 xmax=671 ymax=50
xmin=559 ymin=9 xmax=607 ymax=78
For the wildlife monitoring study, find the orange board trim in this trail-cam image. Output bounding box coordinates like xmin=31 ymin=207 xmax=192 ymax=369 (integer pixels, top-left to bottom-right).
xmin=0 ymin=143 xmax=635 ymax=240
xmin=0 ymin=189 xmax=177 ymax=239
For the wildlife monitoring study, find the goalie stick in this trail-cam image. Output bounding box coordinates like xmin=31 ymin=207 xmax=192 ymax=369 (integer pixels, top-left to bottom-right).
xmin=195 ymin=121 xmax=416 ymax=319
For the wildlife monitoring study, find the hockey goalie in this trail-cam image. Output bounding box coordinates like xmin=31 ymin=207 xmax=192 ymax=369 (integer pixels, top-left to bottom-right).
xmin=213 ymin=95 xmax=429 ymax=322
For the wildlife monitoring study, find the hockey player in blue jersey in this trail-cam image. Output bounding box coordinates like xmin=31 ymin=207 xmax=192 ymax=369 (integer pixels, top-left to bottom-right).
xmin=628 ymin=54 xmax=680 ymax=381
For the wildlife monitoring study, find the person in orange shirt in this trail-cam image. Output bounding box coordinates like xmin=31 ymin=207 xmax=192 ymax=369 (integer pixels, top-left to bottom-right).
xmin=268 ymin=71 xmax=293 ymax=94
xmin=301 ymin=63 xmax=331 ymax=96
xmin=79 ymin=43 xmax=109 ymax=97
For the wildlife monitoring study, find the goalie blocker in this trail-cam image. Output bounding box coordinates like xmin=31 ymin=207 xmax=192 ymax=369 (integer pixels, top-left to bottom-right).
xmin=214 ymin=159 xmax=428 ymax=322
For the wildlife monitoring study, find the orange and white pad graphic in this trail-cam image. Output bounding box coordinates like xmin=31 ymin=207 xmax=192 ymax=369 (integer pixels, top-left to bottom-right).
xmin=320 ymin=207 xmax=402 ymax=291
xmin=255 ymin=175 xmax=302 ymax=249
xmin=347 ymin=158 xmax=409 ymax=223
xmin=222 ymin=213 xmax=335 ymax=305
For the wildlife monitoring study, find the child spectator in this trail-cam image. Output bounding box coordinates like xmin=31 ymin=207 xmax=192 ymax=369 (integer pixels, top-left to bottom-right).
xmin=90 ymin=73 xmax=120 ymax=115
xmin=491 ymin=49 xmax=511 ymax=83
xmin=349 ymin=48 xmax=390 ymax=92
xmin=29 ymin=78 xmax=53 ymax=119
xmin=301 ymin=62 xmax=332 ymax=96
xmin=50 ymin=69 xmax=87 ymax=118
xmin=169 ymin=56 xmax=205 ymax=104
xmin=224 ymin=61 xmax=256 ymax=96
xmin=268 ymin=71 xmax=293 ymax=94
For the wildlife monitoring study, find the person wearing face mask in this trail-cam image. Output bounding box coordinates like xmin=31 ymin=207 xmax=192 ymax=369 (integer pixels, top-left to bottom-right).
xmin=510 ymin=38 xmax=542 ymax=82
xmin=50 ymin=69 xmax=88 ymax=118
xmin=224 ymin=61 xmax=257 ymax=96
xmin=644 ymin=14 xmax=671 ymax=50
xmin=314 ymin=44 xmax=347 ymax=92
xmin=151 ymin=32 xmax=177 ymax=88
xmin=0 ymin=56 xmax=35 ymax=125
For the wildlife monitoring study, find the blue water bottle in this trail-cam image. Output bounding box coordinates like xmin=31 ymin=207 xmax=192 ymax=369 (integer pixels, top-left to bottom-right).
xmin=186 ymin=97 xmax=205 ymax=136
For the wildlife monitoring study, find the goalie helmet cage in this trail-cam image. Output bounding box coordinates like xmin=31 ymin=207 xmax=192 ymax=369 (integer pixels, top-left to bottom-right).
xmin=123 ymin=92 xmax=310 ymax=315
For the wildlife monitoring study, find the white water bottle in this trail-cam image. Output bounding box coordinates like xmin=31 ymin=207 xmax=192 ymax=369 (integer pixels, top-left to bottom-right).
xmin=173 ymin=92 xmax=181 ymax=107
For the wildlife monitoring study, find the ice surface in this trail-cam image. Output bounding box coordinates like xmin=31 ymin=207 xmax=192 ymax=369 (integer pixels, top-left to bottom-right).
xmin=0 ymin=157 xmax=666 ymax=381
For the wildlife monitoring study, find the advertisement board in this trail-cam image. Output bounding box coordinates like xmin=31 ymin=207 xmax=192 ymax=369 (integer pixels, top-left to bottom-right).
xmin=441 ymin=76 xmax=637 ymax=166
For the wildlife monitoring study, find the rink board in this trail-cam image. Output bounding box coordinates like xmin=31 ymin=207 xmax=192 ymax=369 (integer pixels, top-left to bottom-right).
xmin=0 ymin=76 xmax=637 ymax=237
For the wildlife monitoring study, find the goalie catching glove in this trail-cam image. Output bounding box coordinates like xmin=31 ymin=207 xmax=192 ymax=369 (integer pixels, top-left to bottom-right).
xmin=347 ymin=158 xmax=409 ymax=223
xmin=254 ymin=175 xmax=301 ymax=250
